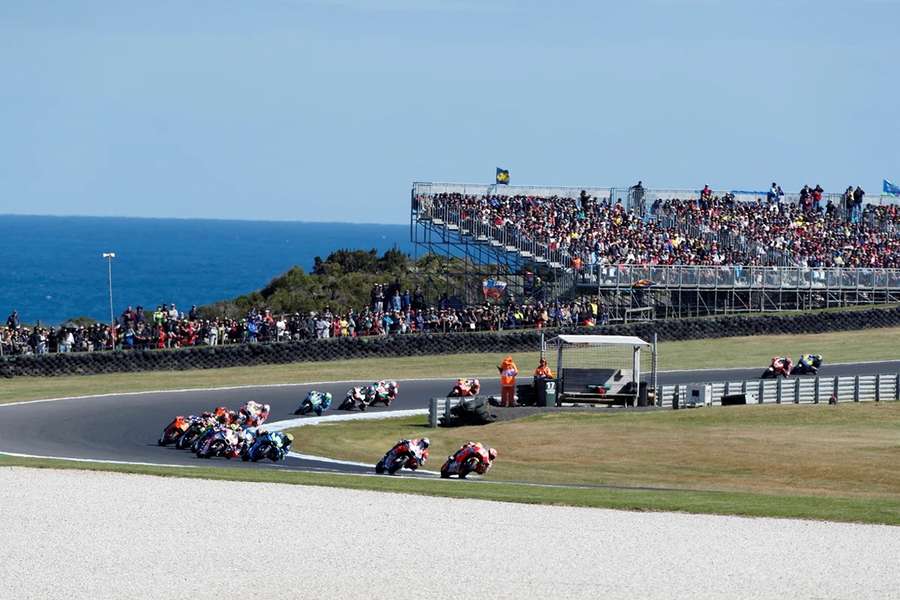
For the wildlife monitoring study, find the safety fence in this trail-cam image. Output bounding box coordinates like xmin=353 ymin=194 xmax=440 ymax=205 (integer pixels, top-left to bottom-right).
xmin=659 ymin=374 xmax=900 ymax=408
xmin=587 ymin=264 xmax=900 ymax=291
xmin=429 ymin=397 xmax=461 ymax=428
xmin=430 ymin=374 xmax=899 ymax=423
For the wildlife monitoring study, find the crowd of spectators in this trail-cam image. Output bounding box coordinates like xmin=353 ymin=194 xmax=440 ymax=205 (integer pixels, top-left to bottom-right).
xmin=419 ymin=183 xmax=900 ymax=269
xmin=1 ymin=295 xmax=608 ymax=356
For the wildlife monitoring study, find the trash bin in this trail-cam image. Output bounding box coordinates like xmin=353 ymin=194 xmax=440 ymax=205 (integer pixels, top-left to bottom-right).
xmin=535 ymin=378 xmax=557 ymax=407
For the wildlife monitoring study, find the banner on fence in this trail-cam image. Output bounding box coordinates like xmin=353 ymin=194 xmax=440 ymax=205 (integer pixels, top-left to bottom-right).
xmin=482 ymin=278 xmax=508 ymax=300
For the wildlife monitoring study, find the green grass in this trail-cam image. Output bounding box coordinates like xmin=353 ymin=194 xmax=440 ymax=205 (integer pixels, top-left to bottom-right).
xmin=3 ymin=326 xmax=900 ymax=404
xmin=286 ymin=402 xmax=900 ymax=521
xmin=2 ymin=454 xmax=898 ymax=525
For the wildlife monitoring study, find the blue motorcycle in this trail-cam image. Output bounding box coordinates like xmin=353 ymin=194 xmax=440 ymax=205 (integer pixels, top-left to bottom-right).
xmin=293 ymin=391 xmax=333 ymax=416
xmin=243 ymin=431 xmax=294 ymax=462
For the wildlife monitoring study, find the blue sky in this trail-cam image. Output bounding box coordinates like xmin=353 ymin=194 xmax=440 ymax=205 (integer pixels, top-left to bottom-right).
xmin=1 ymin=1 xmax=898 ymax=224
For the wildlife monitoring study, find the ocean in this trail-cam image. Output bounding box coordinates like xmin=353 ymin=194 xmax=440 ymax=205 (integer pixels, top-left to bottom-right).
xmin=0 ymin=215 xmax=411 ymax=325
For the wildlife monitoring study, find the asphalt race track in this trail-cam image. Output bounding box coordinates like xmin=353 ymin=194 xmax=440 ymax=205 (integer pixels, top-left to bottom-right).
xmin=2 ymin=360 xmax=899 ymax=475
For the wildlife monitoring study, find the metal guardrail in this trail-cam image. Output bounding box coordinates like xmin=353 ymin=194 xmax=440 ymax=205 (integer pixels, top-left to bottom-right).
xmin=429 ymin=397 xmax=463 ymax=428
xmin=429 ymin=374 xmax=898 ymax=424
xmin=587 ymin=264 xmax=900 ymax=291
xmin=659 ymin=374 xmax=900 ymax=407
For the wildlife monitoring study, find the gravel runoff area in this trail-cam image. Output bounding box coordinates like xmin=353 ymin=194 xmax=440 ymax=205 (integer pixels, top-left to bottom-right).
xmin=2 ymin=469 xmax=898 ymax=600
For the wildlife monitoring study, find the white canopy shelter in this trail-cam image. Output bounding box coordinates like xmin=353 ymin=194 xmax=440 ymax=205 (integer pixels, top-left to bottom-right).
xmin=550 ymin=334 xmax=650 ymax=347
xmin=547 ymin=333 xmax=658 ymax=406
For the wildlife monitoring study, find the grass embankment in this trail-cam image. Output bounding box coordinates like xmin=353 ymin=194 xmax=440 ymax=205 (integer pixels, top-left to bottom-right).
xmin=285 ymin=402 xmax=900 ymax=524
xmin=2 ymin=451 xmax=899 ymax=525
xmin=3 ymin=326 xmax=900 ymax=405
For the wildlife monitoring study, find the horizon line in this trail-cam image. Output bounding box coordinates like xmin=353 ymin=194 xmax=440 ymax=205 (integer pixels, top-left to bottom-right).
xmin=0 ymin=213 xmax=408 ymax=227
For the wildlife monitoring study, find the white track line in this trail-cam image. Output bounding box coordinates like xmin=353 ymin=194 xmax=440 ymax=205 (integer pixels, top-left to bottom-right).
xmin=0 ymin=377 xmax=456 ymax=408
xmin=0 ymin=450 xmax=197 ymax=469
xmin=266 ymin=408 xmax=428 ymax=431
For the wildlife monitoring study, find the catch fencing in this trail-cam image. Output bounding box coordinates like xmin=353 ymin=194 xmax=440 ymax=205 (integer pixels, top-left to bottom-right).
xmin=660 ymin=374 xmax=900 ymax=407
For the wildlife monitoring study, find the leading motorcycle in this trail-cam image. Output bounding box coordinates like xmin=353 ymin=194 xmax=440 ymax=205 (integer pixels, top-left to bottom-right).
xmin=762 ymin=357 xmax=793 ymax=379
xmin=158 ymin=415 xmax=193 ymax=446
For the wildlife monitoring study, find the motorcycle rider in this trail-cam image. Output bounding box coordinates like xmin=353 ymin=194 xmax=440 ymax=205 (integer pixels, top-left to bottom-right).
xmin=797 ymin=354 xmax=823 ymax=374
xmin=370 ymin=380 xmax=399 ymax=407
xmin=452 ymin=378 xmax=481 ymax=397
xmin=770 ymin=356 xmax=794 ymax=377
xmin=296 ymin=390 xmax=333 ymax=416
xmin=239 ymin=401 xmax=271 ymax=426
xmin=446 ymin=441 xmax=498 ymax=476
xmin=341 ymin=386 xmax=369 ymax=411
xmin=379 ymin=438 xmax=430 ymax=474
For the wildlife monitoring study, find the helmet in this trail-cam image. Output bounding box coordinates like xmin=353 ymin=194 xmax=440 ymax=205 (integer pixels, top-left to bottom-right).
xmin=284 ymin=433 xmax=294 ymax=444
xmin=419 ymin=437 xmax=430 ymax=449
xmin=488 ymin=447 xmax=498 ymax=461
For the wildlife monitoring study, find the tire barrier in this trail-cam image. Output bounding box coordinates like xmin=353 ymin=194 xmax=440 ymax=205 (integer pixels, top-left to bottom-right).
xmin=3 ymin=305 xmax=900 ymax=378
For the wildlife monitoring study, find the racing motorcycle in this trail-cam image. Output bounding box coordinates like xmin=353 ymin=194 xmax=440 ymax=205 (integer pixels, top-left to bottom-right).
xmin=440 ymin=444 xmax=496 ymax=479
xmin=175 ymin=415 xmax=217 ymax=450
xmin=374 ymin=439 xmax=429 ymax=475
xmin=196 ymin=427 xmax=242 ymax=459
xmin=239 ymin=401 xmax=271 ymax=427
xmin=440 ymin=455 xmax=483 ymax=479
xmin=338 ymin=387 xmax=369 ymax=411
xmin=294 ymin=391 xmax=333 ymax=416
xmin=762 ymin=357 xmax=793 ymax=379
xmin=368 ymin=381 xmax=399 ymax=408
xmin=158 ymin=415 xmax=194 ymax=446
xmin=792 ymin=355 xmax=823 ymax=375
xmin=449 ymin=378 xmax=481 ymax=397
xmin=243 ymin=431 xmax=293 ymax=463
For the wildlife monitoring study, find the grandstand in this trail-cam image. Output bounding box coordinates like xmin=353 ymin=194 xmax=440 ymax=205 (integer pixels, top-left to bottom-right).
xmin=411 ymin=181 xmax=900 ymax=319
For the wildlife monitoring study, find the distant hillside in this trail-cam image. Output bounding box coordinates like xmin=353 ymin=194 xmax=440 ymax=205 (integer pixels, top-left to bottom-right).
xmin=199 ymin=249 xmax=469 ymax=317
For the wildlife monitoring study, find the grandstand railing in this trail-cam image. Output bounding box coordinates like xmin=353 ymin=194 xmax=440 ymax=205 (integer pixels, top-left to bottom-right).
xmin=414 ymin=181 xmax=898 ymax=211
xmin=585 ymin=264 xmax=900 ymax=291
xmin=414 ymin=191 xmax=573 ymax=268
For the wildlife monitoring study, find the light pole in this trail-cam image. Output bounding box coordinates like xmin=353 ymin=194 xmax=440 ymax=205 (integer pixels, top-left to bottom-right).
xmin=102 ymin=252 xmax=116 ymax=348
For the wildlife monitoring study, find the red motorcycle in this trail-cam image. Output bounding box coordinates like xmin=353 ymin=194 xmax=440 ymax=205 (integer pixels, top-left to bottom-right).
xmin=158 ymin=415 xmax=192 ymax=446
xmin=762 ymin=357 xmax=793 ymax=379
xmin=449 ymin=378 xmax=481 ymax=397
xmin=440 ymin=443 xmax=497 ymax=479
xmin=239 ymin=401 xmax=270 ymax=427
